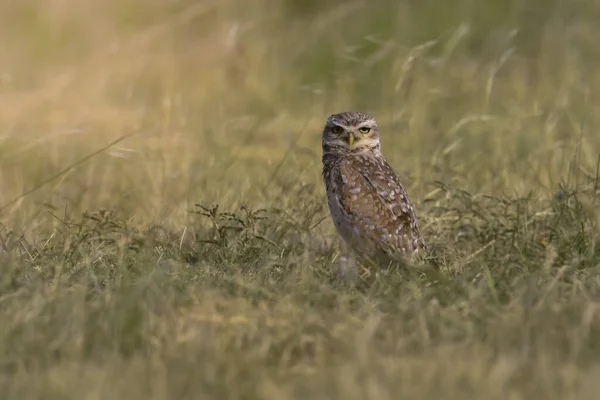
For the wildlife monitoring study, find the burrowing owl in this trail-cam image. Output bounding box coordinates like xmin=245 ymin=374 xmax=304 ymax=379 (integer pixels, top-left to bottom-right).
xmin=322 ymin=112 xmax=426 ymax=271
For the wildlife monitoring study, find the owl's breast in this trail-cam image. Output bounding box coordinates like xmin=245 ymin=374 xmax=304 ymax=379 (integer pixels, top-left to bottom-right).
xmin=324 ymin=167 xmax=364 ymax=246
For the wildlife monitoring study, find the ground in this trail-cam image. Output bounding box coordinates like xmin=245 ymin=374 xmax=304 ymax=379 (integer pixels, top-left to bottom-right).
xmin=1 ymin=0 xmax=600 ymax=398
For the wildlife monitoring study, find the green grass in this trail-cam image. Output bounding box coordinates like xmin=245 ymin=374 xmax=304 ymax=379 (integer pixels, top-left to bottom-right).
xmin=1 ymin=0 xmax=600 ymax=398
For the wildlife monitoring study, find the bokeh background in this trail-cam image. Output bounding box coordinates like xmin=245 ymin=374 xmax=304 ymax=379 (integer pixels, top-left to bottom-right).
xmin=1 ymin=1 xmax=600 ymax=399
xmin=2 ymin=0 xmax=598 ymax=228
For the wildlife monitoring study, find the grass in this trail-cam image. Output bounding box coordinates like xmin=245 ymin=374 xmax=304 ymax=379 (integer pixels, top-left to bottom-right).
xmin=1 ymin=0 xmax=600 ymax=398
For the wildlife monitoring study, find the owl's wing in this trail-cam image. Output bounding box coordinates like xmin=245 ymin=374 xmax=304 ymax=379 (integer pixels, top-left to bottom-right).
xmin=337 ymin=156 xmax=425 ymax=256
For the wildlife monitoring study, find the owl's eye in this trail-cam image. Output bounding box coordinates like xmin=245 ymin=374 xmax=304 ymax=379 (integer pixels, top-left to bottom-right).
xmin=332 ymin=126 xmax=343 ymax=134
xmin=359 ymin=127 xmax=371 ymax=133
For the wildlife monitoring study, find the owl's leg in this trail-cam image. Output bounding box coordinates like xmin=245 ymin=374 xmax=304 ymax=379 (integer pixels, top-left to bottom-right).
xmin=337 ymin=244 xmax=358 ymax=279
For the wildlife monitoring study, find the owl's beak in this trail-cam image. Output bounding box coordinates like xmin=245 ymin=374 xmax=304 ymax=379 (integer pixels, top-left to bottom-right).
xmin=347 ymin=132 xmax=356 ymax=146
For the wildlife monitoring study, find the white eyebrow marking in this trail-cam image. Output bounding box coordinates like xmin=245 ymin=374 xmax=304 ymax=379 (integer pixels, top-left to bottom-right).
xmin=329 ymin=122 xmax=351 ymax=129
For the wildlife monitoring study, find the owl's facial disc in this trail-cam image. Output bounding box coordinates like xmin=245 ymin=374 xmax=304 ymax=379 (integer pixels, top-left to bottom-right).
xmin=331 ymin=126 xmax=376 ymax=148
xmin=324 ymin=115 xmax=379 ymax=150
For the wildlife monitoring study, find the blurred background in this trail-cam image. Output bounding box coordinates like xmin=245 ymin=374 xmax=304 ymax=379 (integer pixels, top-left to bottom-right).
xmin=1 ymin=0 xmax=599 ymax=231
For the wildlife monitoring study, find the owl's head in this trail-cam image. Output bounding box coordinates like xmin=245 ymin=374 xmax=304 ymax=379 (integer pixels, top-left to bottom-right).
xmin=322 ymin=112 xmax=381 ymax=154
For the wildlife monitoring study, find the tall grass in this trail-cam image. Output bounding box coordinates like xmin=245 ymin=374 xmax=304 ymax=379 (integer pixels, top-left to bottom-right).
xmin=1 ymin=0 xmax=600 ymax=398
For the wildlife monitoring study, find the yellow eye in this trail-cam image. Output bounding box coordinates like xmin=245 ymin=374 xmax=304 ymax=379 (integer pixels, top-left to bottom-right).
xmin=332 ymin=126 xmax=343 ymax=134
xmin=359 ymin=127 xmax=371 ymax=133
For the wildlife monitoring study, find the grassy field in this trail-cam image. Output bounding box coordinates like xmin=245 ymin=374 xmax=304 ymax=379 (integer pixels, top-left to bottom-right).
xmin=1 ymin=0 xmax=600 ymax=398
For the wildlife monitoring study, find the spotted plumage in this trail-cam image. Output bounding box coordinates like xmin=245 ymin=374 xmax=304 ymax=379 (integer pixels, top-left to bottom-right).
xmin=321 ymin=112 xmax=426 ymax=269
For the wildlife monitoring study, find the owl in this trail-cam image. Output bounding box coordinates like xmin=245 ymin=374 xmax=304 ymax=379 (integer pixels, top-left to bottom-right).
xmin=321 ymin=112 xmax=426 ymax=273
